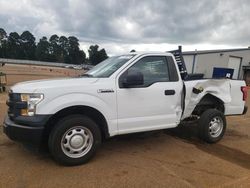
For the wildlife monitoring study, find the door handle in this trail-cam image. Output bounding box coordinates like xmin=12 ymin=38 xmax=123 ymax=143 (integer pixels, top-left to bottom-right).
xmin=165 ymin=90 xmax=175 ymax=95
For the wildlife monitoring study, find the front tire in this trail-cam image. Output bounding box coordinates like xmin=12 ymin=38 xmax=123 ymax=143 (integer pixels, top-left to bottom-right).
xmin=198 ymin=109 xmax=226 ymax=143
xmin=48 ymin=115 xmax=101 ymax=166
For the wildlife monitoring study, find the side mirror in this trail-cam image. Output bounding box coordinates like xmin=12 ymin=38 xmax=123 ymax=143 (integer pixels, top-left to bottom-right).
xmin=123 ymin=71 xmax=144 ymax=88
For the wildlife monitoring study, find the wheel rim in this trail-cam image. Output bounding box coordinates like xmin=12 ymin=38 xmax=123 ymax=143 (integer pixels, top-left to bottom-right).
xmin=209 ymin=116 xmax=223 ymax=138
xmin=61 ymin=126 xmax=93 ymax=158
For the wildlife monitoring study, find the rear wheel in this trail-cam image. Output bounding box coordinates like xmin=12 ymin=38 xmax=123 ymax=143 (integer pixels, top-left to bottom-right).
xmin=198 ymin=109 xmax=226 ymax=143
xmin=48 ymin=115 xmax=101 ymax=166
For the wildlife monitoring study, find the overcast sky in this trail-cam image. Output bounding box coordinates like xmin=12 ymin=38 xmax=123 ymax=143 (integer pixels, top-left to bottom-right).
xmin=0 ymin=0 xmax=250 ymax=55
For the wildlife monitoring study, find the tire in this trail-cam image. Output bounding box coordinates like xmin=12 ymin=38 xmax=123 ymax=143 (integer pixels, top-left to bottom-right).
xmin=198 ymin=109 xmax=226 ymax=143
xmin=48 ymin=114 xmax=101 ymax=166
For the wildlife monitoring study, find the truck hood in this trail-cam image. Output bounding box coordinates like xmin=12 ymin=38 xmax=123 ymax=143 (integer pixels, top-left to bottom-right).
xmin=11 ymin=77 xmax=99 ymax=93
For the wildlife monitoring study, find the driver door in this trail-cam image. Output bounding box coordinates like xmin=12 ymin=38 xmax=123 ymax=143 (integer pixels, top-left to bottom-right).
xmin=116 ymin=55 xmax=183 ymax=134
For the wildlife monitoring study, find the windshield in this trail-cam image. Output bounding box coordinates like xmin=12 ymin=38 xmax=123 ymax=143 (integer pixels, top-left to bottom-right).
xmin=84 ymin=55 xmax=135 ymax=78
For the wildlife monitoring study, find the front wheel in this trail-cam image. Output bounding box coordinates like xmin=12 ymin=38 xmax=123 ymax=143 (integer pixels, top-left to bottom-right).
xmin=48 ymin=115 xmax=101 ymax=166
xmin=198 ymin=109 xmax=226 ymax=143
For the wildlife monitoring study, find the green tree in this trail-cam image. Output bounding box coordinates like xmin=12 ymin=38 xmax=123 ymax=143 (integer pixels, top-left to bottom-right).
xmin=67 ymin=36 xmax=86 ymax=64
xmin=49 ymin=34 xmax=61 ymax=62
xmin=7 ymin=32 xmax=21 ymax=59
xmin=20 ymin=31 xmax=36 ymax=60
xmin=0 ymin=28 xmax=8 ymax=58
xmin=88 ymin=45 xmax=108 ymax=65
xmin=0 ymin=28 xmax=97 ymax=65
xmin=36 ymin=36 xmax=52 ymax=61
xmin=59 ymin=36 xmax=69 ymax=63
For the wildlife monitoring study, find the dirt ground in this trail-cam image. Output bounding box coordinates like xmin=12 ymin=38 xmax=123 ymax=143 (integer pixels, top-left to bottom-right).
xmin=0 ymin=64 xmax=250 ymax=188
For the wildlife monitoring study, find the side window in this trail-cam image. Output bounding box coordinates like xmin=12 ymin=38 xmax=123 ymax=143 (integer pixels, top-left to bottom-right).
xmin=167 ymin=56 xmax=179 ymax=82
xmin=120 ymin=56 xmax=171 ymax=88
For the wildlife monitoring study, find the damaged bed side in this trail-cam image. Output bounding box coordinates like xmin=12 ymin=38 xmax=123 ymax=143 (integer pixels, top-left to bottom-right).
xmin=182 ymin=79 xmax=247 ymax=120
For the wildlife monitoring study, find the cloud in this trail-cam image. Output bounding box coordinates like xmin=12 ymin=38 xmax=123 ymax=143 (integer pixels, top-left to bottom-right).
xmin=0 ymin=0 xmax=250 ymax=54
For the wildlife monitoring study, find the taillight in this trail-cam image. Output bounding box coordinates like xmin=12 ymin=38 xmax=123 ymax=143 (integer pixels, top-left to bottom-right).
xmin=241 ymin=86 xmax=248 ymax=101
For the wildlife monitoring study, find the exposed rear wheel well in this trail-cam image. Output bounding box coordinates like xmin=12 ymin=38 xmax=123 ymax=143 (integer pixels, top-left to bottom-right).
xmin=192 ymin=94 xmax=225 ymax=116
xmin=44 ymin=106 xmax=109 ymax=141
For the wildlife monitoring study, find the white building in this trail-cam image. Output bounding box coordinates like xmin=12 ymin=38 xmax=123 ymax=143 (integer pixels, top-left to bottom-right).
xmin=183 ymin=48 xmax=250 ymax=85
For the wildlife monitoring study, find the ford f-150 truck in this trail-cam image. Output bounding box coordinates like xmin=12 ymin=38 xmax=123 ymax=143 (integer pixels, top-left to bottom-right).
xmin=3 ymin=49 xmax=248 ymax=166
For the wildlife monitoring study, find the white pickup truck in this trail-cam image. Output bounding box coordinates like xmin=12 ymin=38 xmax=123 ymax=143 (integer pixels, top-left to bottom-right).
xmin=3 ymin=51 xmax=248 ymax=166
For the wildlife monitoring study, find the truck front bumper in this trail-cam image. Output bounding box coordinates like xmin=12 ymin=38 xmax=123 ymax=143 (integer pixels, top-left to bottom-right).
xmin=3 ymin=115 xmax=49 ymax=145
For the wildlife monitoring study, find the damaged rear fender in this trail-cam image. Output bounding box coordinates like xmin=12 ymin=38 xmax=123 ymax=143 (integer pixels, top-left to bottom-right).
xmin=182 ymin=79 xmax=232 ymax=120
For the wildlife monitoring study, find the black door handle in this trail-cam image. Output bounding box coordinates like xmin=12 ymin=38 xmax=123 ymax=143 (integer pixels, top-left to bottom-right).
xmin=165 ymin=90 xmax=175 ymax=95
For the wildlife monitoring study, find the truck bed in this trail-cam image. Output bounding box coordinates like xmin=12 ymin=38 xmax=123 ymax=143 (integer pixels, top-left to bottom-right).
xmin=182 ymin=79 xmax=246 ymax=119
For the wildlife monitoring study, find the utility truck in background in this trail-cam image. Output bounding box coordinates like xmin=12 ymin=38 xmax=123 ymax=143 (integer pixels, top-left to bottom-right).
xmin=3 ymin=47 xmax=248 ymax=166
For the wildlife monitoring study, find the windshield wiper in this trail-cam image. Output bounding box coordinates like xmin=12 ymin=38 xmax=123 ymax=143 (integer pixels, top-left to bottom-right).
xmin=80 ymin=73 xmax=94 ymax=77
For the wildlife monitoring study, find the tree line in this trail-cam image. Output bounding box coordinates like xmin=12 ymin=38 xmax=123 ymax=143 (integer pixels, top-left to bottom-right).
xmin=0 ymin=28 xmax=108 ymax=65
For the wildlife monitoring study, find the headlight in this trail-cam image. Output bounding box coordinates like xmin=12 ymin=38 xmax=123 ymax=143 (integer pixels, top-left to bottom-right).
xmin=20 ymin=93 xmax=44 ymax=116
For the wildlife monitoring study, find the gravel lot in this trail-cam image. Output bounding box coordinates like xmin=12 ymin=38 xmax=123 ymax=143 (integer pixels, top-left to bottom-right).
xmin=0 ymin=65 xmax=250 ymax=188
